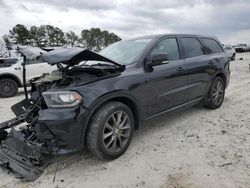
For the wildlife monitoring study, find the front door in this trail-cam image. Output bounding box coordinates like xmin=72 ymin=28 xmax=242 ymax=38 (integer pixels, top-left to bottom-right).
xmin=143 ymin=37 xmax=188 ymax=116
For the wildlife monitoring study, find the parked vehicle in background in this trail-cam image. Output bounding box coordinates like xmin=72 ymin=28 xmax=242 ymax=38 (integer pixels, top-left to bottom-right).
xmin=0 ymin=34 xmax=231 ymax=181
xmin=246 ymin=45 xmax=250 ymax=52
xmin=0 ymin=57 xmax=56 ymax=97
xmin=224 ymin=46 xmax=236 ymax=60
xmin=235 ymin=44 xmax=247 ymax=52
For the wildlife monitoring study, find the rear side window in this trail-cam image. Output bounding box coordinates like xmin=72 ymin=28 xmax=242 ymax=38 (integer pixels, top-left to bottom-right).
xmin=180 ymin=37 xmax=205 ymax=58
xmin=202 ymin=38 xmax=223 ymax=53
xmin=151 ymin=38 xmax=180 ymax=61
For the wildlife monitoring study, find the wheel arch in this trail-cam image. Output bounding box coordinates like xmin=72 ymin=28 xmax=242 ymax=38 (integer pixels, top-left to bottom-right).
xmin=215 ymin=72 xmax=226 ymax=85
xmin=206 ymin=72 xmax=227 ymax=97
xmin=81 ymin=93 xmax=142 ymax=146
xmin=107 ymin=96 xmax=141 ymax=130
xmin=0 ymin=73 xmax=22 ymax=87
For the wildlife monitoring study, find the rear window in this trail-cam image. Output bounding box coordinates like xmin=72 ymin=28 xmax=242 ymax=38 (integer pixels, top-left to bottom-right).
xmin=202 ymin=38 xmax=223 ymax=53
xmin=180 ymin=37 xmax=205 ymax=58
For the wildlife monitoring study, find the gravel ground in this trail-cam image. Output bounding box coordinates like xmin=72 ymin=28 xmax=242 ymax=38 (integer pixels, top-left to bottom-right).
xmin=0 ymin=53 xmax=250 ymax=188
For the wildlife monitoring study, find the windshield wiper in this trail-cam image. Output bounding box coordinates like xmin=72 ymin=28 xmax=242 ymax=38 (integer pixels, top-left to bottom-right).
xmin=79 ymin=62 xmax=125 ymax=71
xmin=91 ymin=63 xmax=117 ymax=68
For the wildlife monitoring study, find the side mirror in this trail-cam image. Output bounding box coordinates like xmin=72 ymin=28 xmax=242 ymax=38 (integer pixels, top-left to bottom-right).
xmin=147 ymin=54 xmax=169 ymax=67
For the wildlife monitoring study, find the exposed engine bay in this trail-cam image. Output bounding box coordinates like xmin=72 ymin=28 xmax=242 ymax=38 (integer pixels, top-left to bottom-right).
xmin=0 ymin=48 xmax=124 ymax=181
xmin=31 ymin=64 xmax=121 ymax=98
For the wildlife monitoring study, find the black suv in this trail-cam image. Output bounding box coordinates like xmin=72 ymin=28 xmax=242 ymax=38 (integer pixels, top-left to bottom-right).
xmin=0 ymin=34 xmax=230 ymax=180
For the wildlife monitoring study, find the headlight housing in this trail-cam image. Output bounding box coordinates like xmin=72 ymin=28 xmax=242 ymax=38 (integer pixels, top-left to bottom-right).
xmin=42 ymin=91 xmax=82 ymax=108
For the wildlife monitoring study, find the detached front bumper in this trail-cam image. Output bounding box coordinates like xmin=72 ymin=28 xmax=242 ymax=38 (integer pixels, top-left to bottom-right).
xmin=0 ymin=133 xmax=46 ymax=181
xmin=0 ymin=101 xmax=90 ymax=181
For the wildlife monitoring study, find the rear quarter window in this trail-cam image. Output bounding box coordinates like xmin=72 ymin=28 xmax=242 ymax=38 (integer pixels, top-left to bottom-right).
xmin=180 ymin=37 xmax=205 ymax=58
xmin=201 ymin=38 xmax=223 ymax=54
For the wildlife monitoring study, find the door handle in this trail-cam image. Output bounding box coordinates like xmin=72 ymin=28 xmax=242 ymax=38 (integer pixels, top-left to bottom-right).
xmin=209 ymin=59 xmax=218 ymax=64
xmin=177 ymin=66 xmax=185 ymax=71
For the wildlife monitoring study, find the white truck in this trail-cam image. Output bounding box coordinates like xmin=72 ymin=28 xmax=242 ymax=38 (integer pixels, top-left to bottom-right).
xmin=0 ymin=57 xmax=56 ymax=97
xmin=224 ymin=46 xmax=236 ymax=61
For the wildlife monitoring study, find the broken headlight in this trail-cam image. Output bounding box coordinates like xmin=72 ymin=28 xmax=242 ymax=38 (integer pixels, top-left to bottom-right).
xmin=42 ymin=91 xmax=82 ymax=108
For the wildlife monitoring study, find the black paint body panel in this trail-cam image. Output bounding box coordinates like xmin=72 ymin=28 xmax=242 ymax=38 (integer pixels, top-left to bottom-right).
xmin=36 ymin=34 xmax=230 ymax=154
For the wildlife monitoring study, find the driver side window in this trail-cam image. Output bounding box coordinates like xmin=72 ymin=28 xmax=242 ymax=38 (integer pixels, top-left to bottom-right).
xmin=151 ymin=38 xmax=180 ymax=61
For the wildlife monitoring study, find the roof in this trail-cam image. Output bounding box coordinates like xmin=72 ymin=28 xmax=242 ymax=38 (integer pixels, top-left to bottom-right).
xmin=127 ymin=33 xmax=219 ymax=41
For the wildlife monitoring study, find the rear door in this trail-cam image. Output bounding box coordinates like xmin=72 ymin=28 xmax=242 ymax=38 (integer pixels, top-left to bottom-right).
xmin=179 ymin=37 xmax=211 ymax=100
xmin=179 ymin=37 xmax=223 ymax=101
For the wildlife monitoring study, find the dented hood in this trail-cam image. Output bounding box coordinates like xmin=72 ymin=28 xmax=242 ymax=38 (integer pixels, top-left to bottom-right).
xmin=42 ymin=47 xmax=123 ymax=68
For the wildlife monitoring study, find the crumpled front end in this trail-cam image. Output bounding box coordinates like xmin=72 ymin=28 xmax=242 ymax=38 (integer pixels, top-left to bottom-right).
xmin=0 ymin=129 xmax=48 ymax=181
xmin=0 ymin=97 xmax=88 ymax=181
xmin=0 ymin=99 xmax=52 ymax=181
xmin=0 ymin=47 xmax=123 ymax=181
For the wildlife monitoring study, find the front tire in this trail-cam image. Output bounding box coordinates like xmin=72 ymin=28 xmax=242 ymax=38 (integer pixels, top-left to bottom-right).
xmin=0 ymin=78 xmax=18 ymax=98
xmin=87 ymin=101 xmax=134 ymax=160
xmin=203 ymin=77 xmax=225 ymax=109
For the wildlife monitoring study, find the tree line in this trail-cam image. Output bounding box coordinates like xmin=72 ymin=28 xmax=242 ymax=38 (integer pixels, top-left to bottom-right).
xmin=3 ymin=24 xmax=121 ymax=52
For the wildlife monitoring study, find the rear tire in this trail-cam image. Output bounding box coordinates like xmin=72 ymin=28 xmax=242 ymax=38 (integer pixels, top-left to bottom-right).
xmin=231 ymin=53 xmax=235 ymax=61
xmin=0 ymin=78 xmax=18 ymax=98
xmin=87 ymin=101 xmax=134 ymax=160
xmin=203 ymin=77 xmax=225 ymax=109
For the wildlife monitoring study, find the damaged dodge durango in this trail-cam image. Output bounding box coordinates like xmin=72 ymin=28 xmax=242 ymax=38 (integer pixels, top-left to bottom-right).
xmin=0 ymin=34 xmax=230 ymax=181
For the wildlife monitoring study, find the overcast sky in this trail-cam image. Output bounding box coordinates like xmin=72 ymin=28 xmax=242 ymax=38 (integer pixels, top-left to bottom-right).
xmin=0 ymin=0 xmax=250 ymax=44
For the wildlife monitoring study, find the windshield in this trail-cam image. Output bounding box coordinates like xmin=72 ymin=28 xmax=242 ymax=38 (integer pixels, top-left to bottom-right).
xmin=98 ymin=39 xmax=152 ymax=65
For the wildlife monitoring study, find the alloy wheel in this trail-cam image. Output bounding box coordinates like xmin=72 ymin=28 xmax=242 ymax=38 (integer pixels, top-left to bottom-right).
xmin=0 ymin=82 xmax=14 ymax=96
xmin=212 ymin=80 xmax=224 ymax=105
xmin=103 ymin=111 xmax=131 ymax=153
